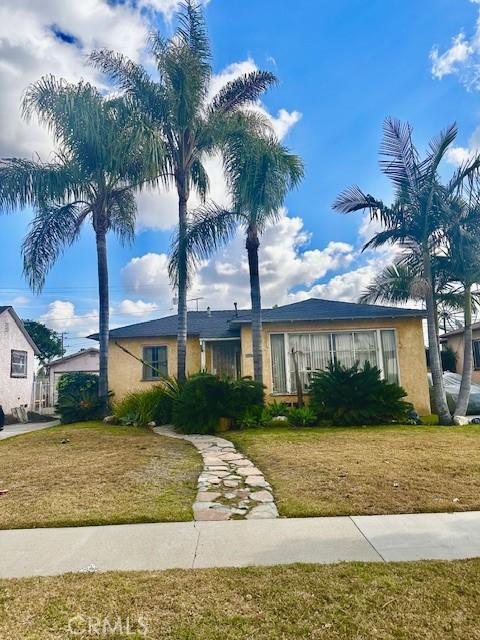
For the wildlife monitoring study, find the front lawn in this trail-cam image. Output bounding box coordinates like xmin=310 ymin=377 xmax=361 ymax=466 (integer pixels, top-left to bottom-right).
xmin=0 ymin=422 xmax=202 ymax=529
xmin=227 ymin=425 xmax=480 ymax=517
xmin=1 ymin=560 xmax=479 ymax=638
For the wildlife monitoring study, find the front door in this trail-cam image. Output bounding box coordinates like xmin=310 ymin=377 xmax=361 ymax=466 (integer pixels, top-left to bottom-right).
xmin=211 ymin=341 xmax=241 ymax=379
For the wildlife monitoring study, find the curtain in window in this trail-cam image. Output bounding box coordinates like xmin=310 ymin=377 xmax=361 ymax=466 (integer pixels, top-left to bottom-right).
xmin=381 ymin=330 xmax=399 ymax=383
xmin=289 ymin=333 xmax=312 ymax=391
xmin=332 ymin=333 xmax=355 ymax=367
xmin=354 ymin=331 xmax=378 ymax=368
xmin=310 ymin=333 xmax=332 ymax=371
xmin=270 ymin=334 xmax=287 ymax=393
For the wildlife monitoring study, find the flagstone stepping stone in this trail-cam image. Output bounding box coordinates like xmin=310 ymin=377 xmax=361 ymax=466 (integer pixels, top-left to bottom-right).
xmin=245 ymin=476 xmax=270 ymax=488
xmin=236 ymin=466 xmax=263 ymax=477
xmin=154 ymin=426 xmax=278 ymax=521
xmin=196 ymin=492 xmax=221 ymax=502
xmin=249 ymin=490 xmax=274 ymax=503
xmin=246 ymin=504 xmax=279 ymax=519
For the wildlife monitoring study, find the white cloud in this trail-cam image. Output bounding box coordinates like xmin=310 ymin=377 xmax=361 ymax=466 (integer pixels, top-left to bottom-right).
xmin=116 ymin=299 xmax=159 ymax=316
xmin=0 ymin=0 xmax=196 ymax=160
xmin=12 ymin=295 xmax=30 ymax=306
xmin=430 ymin=33 xmax=473 ymax=80
xmin=429 ymin=7 xmax=480 ymax=89
xmin=39 ymin=300 xmax=99 ymax=337
xmin=121 ymin=210 xmax=360 ymax=310
xmin=444 ymin=123 xmax=480 ymax=166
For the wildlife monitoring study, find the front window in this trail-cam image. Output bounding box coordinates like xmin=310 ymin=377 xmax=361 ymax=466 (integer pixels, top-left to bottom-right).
xmin=142 ymin=346 xmax=168 ymax=380
xmin=11 ymin=350 xmax=27 ymax=378
xmin=270 ymin=329 xmax=399 ymax=393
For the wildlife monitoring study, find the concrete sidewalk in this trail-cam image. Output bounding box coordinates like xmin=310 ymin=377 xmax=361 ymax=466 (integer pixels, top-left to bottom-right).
xmin=1 ymin=511 xmax=480 ymax=579
xmin=0 ymin=420 xmax=58 ymax=441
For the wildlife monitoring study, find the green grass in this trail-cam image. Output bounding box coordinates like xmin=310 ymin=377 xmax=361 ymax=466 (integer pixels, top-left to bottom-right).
xmin=1 ymin=560 xmax=479 ymax=638
xmin=227 ymin=424 xmax=480 ymax=517
xmin=0 ymin=421 xmax=202 ymax=529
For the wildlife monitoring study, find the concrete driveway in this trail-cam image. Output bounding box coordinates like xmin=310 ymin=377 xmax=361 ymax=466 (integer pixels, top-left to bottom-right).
xmin=0 ymin=420 xmax=59 ymax=441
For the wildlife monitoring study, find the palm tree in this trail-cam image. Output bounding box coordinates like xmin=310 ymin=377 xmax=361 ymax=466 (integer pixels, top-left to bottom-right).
xmin=333 ymin=117 xmax=480 ymax=425
xmin=436 ymin=192 xmax=480 ymax=417
xmin=169 ymin=134 xmax=303 ymax=383
xmin=0 ymin=77 xmax=161 ymax=413
xmin=90 ymin=0 xmax=276 ymax=381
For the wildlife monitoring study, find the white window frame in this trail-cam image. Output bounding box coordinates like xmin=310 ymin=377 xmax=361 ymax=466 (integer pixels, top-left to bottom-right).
xmin=269 ymin=328 xmax=400 ymax=394
xmin=10 ymin=349 xmax=28 ymax=378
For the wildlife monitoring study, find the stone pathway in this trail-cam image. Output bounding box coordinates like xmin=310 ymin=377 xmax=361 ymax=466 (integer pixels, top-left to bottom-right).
xmin=154 ymin=426 xmax=278 ymax=521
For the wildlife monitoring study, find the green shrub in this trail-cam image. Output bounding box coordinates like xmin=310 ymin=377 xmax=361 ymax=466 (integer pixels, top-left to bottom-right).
xmin=310 ymin=361 xmax=412 ymax=426
xmin=226 ymin=377 xmax=264 ymax=426
xmin=238 ymin=405 xmax=265 ymax=429
xmin=56 ymin=372 xmax=104 ymax=424
xmin=172 ymin=374 xmax=265 ymax=434
xmin=173 ymin=373 xmax=230 ymax=434
xmin=114 ymin=384 xmax=175 ymax=427
xmin=264 ymin=401 xmax=289 ymax=418
xmin=287 ymin=406 xmax=317 ymax=428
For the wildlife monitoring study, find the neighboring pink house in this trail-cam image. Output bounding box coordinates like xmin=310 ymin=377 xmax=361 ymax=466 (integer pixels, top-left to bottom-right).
xmin=46 ymin=348 xmax=99 ymax=404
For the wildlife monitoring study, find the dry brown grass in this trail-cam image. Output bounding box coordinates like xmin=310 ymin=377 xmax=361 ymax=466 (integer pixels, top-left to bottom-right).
xmin=1 ymin=560 xmax=480 ymax=639
xmin=0 ymin=422 xmax=201 ymax=529
xmin=228 ymin=425 xmax=480 ymax=517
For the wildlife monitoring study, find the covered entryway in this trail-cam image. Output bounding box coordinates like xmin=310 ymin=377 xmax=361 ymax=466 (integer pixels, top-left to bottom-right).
xmin=203 ymin=339 xmax=241 ymax=379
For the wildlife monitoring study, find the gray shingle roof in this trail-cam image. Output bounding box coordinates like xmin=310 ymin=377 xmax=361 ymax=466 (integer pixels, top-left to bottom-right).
xmin=230 ymin=298 xmax=425 ymax=324
xmin=89 ymin=310 xmax=245 ymax=341
xmin=88 ymin=298 xmax=424 ymax=342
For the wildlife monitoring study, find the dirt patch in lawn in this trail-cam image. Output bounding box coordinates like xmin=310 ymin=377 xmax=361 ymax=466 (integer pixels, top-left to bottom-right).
xmin=0 ymin=422 xmax=201 ymax=529
xmin=227 ymin=425 xmax=480 ymax=517
xmin=1 ymin=560 xmax=479 ymax=639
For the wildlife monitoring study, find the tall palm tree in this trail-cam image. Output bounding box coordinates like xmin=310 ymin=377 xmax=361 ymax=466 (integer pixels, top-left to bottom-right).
xmin=90 ymin=0 xmax=276 ymax=381
xmin=0 ymin=78 xmax=161 ymax=413
xmin=333 ymin=117 xmax=480 ymax=425
xmin=169 ymin=134 xmax=304 ymax=383
xmin=437 ymin=192 xmax=480 ymax=417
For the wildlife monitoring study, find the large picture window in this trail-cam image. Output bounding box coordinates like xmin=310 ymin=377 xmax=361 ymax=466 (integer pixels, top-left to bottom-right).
xmin=142 ymin=346 xmax=168 ymax=380
xmin=270 ymin=329 xmax=399 ymax=393
xmin=11 ymin=349 xmax=27 ymax=378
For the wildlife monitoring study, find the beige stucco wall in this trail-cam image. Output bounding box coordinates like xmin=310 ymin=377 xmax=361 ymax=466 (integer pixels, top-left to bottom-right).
xmin=241 ymin=317 xmax=431 ymax=415
xmin=108 ymin=336 xmax=201 ymax=401
xmin=444 ymin=329 xmax=480 ymax=384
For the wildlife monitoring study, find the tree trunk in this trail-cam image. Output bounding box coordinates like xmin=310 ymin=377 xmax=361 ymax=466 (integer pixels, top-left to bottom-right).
xmin=95 ymin=228 xmax=110 ymax=416
xmin=246 ymin=226 xmax=263 ymax=383
xmin=455 ymin=285 xmax=473 ymax=417
xmin=423 ymin=250 xmax=451 ymax=424
xmin=176 ymin=178 xmax=189 ymax=382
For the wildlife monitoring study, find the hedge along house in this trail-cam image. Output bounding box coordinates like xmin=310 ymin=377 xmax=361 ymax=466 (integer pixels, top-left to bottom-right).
xmin=89 ymin=298 xmax=431 ymax=415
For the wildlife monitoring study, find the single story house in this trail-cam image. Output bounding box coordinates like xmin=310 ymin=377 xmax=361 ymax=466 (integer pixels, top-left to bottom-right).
xmin=441 ymin=324 xmax=480 ymax=384
xmin=90 ymin=298 xmax=431 ymax=414
xmin=0 ymin=306 xmax=40 ymax=414
xmin=46 ymin=348 xmax=99 ymax=405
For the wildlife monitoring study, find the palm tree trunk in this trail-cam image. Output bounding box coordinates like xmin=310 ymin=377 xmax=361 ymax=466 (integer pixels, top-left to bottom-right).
xmin=176 ymin=179 xmax=189 ymax=382
xmin=246 ymin=225 xmax=263 ymax=383
xmin=455 ymin=285 xmax=473 ymax=417
xmin=423 ymin=250 xmax=451 ymax=424
xmin=95 ymin=228 xmax=110 ymax=416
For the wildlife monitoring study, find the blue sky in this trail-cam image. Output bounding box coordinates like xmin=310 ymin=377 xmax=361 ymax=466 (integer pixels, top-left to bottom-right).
xmin=1 ymin=0 xmax=480 ymax=351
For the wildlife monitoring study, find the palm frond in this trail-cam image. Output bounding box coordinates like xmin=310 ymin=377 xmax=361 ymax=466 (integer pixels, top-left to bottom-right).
xmin=108 ymin=189 xmax=136 ymax=246
xmin=177 ymin=0 xmax=211 ymax=62
xmin=168 ymin=203 xmax=240 ymax=286
xmin=332 ymin=185 xmax=384 ymax=214
xmin=190 ymin=157 xmax=210 ymax=202
xmin=22 ymin=201 xmax=89 ymax=292
xmin=358 ymin=263 xmax=418 ymax=304
xmin=211 ymin=71 xmax=277 ymax=113
xmin=379 ymin=117 xmax=420 ymax=194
